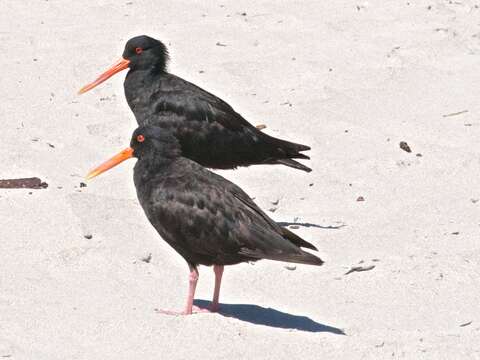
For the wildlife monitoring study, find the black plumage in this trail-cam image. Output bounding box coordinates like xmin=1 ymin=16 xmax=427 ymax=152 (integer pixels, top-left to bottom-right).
xmin=80 ymin=35 xmax=312 ymax=172
xmin=132 ymin=126 xmax=320 ymax=267
xmin=87 ymin=125 xmax=322 ymax=314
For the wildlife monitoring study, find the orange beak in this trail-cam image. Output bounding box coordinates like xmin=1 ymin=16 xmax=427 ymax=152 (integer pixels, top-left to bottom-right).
xmin=78 ymin=58 xmax=130 ymax=94
xmin=86 ymin=147 xmax=134 ymax=180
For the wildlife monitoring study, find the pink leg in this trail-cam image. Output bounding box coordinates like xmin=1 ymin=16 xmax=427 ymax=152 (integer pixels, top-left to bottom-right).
xmin=183 ymin=266 xmax=199 ymax=314
xmin=156 ymin=265 xmax=224 ymax=316
xmin=210 ymin=265 xmax=224 ymax=312
xmin=156 ymin=265 xmax=201 ymax=316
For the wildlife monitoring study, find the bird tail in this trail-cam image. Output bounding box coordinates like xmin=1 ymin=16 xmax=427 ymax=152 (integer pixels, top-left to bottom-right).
xmin=271 ymin=136 xmax=311 ymax=159
xmin=240 ymin=247 xmax=324 ymax=266
xmin=279 ymin=227 xmax=323 ymax=265
xmin=281 ymin=227 xmax=317 ymax=250
xmin=262 ymin=250 xmax=324 ymax=266
xmin=275 ymin=159 xmax=312 ymax=172
xmin=239 ymin=226 xmax=323 ymax=266
xmin=283 ymin=250 xmax=324 ymax=266
xmin=261 ymin=133 xmax=312 ymax=172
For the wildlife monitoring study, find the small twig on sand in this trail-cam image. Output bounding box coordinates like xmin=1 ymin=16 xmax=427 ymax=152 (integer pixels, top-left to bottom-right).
xmin=0 ymin=177 xmax=48 ymax=189
xmin=344 ymin=265 xmax=375 ymax=275
xmin=442 ymin=110 xmax=468 ymax=118
xmin=460 ymin=321 xmax=472 ymax=327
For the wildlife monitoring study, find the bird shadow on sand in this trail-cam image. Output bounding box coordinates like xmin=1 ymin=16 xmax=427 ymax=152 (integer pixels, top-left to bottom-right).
xmin=194 ymin=300 xmax=345 ymax=334
xmin=277 ymin=222 xmax=346 ymax=230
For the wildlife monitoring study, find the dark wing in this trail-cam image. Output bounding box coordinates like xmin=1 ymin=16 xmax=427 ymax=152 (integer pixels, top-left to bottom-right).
xmin=140 ymin=74 xmax=311 ymax=171
xmin=227 ymin=184 xmax=318 ymax=251
xmin=148 ymin=74 xmax=266 ymax=132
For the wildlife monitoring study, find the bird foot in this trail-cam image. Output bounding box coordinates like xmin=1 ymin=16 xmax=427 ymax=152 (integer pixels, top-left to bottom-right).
xmin=155 ymin=308 xmax=190 ymax=316
xmin=155 ymin=304 xmax=219 ymax=316
xmin=192 ymin=305 xmax=215 ymax=313
xmin=207 ymin=303 xmax=220 ymax=312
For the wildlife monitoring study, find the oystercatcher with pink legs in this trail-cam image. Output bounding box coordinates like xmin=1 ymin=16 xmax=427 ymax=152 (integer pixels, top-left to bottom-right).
xmin=86 ymin=126 xmax=323 ymax=315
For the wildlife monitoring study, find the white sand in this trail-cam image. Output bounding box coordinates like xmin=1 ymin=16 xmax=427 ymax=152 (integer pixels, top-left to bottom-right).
xmin=1 ymin=1 xmax=479 ymax=359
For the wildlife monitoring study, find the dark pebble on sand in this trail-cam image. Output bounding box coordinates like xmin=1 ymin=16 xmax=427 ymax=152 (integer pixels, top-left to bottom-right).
xmin=399 ymin=141 xmax=412 ymax=153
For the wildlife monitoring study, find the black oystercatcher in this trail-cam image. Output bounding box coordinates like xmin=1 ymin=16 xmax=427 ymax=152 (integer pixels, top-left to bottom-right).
xmin=86 ymin=126 xmax=323 ymax=315
xmin=80 ymin=35 xmax=312 ymax=172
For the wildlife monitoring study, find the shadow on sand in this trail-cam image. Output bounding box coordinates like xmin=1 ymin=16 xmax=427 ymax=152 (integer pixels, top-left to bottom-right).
xmin=194 ymin=300 xmax=345 ymax=334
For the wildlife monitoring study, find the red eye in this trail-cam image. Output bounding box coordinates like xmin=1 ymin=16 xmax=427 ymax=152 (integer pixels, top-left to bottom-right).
xmin=137 ymin=134 xmax=145 ymax=142
xmin=135 ymin=47 xmax=143 ymax=55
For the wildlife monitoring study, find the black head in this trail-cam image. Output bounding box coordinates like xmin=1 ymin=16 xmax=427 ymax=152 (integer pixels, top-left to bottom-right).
xmin=79 ymin=35 xmax=170 ymax=94
xmin=86 ymin=125 xmax=181 ymax=181
xmin=131 ymin=126 xmax=181 ymax=161
xmin=123 ymin=35 xmax=169 ymax=71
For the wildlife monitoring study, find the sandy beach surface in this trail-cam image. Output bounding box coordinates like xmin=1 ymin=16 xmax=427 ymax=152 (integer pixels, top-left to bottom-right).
xmin=1 ymin=1 xmax=479 ymax=359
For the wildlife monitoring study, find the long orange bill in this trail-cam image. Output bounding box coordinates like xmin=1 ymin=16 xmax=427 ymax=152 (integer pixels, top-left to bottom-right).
xmin=78 ymin=58 xmax=131 ymax=94
xmin=86 ymin=147 xmax=134 ymax=180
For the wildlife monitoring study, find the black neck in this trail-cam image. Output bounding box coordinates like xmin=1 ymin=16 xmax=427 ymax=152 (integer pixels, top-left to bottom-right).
xmin=134 ymin=153 xmax=172 ymax=181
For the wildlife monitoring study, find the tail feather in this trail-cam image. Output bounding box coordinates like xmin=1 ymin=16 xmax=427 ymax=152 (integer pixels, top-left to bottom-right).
xmin=261 ymin=133 xmax=312 ymax=171
xmin=293 ymin=153 xmax=310 ymax=160
xmin=238 ymin=224 xmax=323 ymax=266
xmin=262 ymin=132 xmax=310 ymax=155
xmin=281 ymin=227 xmax=318 ymax=251
xmin=240 ymin=247 xmax=324 ymax=266
xmin=275 ymin=159 xmax=312 ymax=172
xmin=280 ymin=250 xmax=324 ymax=266
xmin=295 ymin=143 xmax=311 ymax=152
xmin=274 ymin=138 xmax=310 ymax=156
